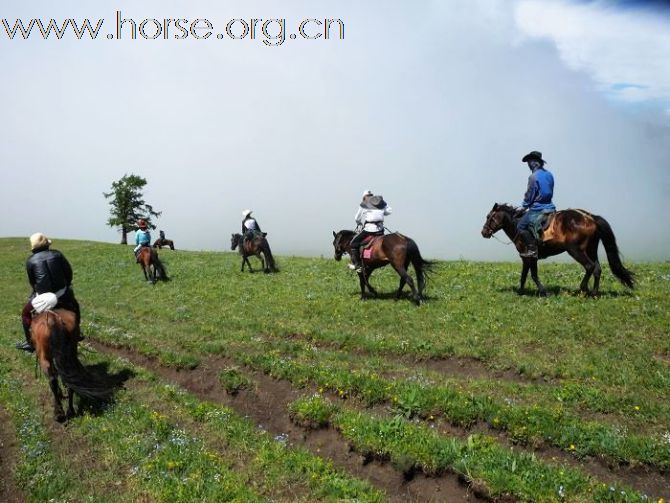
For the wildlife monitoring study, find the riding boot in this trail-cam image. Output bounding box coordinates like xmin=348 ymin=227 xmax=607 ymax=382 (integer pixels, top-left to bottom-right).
xmin=349 ymin=248 xmax=363 ymax=273
xmin=518 ymin=230 xmax=538 ymax=258
xmin=16 ymin=325 xmax=34 ymax=352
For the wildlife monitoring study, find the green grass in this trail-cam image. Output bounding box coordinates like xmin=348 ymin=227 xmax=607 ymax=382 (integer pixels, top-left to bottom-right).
xmin=1 ymin=238 xmax=668 ymax=501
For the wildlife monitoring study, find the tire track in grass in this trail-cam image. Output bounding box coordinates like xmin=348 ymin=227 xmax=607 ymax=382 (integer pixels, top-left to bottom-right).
xmin=91 ymin=340 xmax=479 ymax=502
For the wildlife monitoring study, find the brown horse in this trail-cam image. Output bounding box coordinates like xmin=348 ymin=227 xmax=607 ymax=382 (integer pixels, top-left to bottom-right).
xmin=30 ymin=309 xmax=113 ymax=422
xmin=332 ymin=230 xmax=432 ymax=305
xmin=153 ymin=238 xmax=175 ymax=250
xmin=136 ymin=246 xmax=168 ymax=283
xmin=481 ymin=203 xmax=634 ymax=296
xmin=231 ymin=233 xmax=277 ymax=273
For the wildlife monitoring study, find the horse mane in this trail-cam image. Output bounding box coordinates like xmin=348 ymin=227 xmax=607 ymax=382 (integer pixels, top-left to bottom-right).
xmin=496 ymin=203 xmax=517 ymax=213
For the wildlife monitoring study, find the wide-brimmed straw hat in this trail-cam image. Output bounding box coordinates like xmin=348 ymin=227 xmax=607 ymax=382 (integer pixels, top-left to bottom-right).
xmin=29 ymin=232 xmax=51 ymax=250
xmin=367 ymin=195 xmax=387 ymax=209
xmin=522 ymin=151 xmax=544 ymax=163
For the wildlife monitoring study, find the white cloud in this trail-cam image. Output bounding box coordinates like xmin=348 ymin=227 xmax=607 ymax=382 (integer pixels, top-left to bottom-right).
xmin=514 ymin=0 xmax=670 ymax=103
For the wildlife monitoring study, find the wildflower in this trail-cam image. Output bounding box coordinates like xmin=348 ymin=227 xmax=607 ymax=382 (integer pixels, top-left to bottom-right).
xmin=569 ymin=444 xmax=576 ymax=450
xmin=634 ymin=405 xmax=640 ymax=411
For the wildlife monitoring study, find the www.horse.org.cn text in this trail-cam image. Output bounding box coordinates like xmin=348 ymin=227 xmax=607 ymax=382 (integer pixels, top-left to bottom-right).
xmin=1 ymin=12 xmax=345 ymax=46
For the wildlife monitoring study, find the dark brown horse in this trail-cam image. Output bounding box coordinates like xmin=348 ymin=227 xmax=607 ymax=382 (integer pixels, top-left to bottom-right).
xmin=30 ymin=309 xmax=113 ymax=421
xmin=481 ymin=203 xmax=634 ymax=296
xmin=153 ymin=238 xmax=175 ymax=250
xmin=231 ymin=233 xmax=277 ymax=273
xmin=332 ymin=230 xmax=432 ymax=305
xmin=136 ymin=246 xmax=168 ymax=283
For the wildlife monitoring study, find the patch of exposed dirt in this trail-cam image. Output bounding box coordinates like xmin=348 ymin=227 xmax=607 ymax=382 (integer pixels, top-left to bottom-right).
xmin=91 ymin=341 xmax=670 ymax=500
xmin=92 ymin=341 xmax=478 ymax=502
xmin=0 ymin=406 xmax=24 ymax=503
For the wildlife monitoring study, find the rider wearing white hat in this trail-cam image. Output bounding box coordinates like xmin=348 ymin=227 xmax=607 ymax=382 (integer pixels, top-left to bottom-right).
xmin=17 ymin=233 xmax=81 ymax=352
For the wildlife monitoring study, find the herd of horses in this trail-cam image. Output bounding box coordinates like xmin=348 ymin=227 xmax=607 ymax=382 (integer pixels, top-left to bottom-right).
xmin=29 ymin=203 xmax=635 ymax=422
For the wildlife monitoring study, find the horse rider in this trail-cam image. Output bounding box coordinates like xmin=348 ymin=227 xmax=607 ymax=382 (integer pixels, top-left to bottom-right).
xmin=517 ymin=151 xmax=556 ymax=258
xmin=349 ymin=193 xmax=392 ymax=273
xmin=242 ymin=209 xmax=262 ymax=242
xmin=134 ymin=219 xmax=151 ymax=261
xmin=159 ymin=230 xmax=166 ymax=245
xmin=16 ymin=233 xmax=81 ymax=352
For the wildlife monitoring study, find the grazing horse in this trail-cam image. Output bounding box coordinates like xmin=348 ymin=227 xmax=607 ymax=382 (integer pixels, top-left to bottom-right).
xmin=30 ymin=309 xmax=113 ymax=422
xmin=136 ymin=246 xmax=168 ymax=283
xmin=481 ymin=203 xmax=634 ymax=296
xmin=332 ymin=230 xmax=432 ymax=305
xmin=231 ymin=233 xmax=277 ymax=273
xmin=153 ymin=238 xmax=175 ymax=250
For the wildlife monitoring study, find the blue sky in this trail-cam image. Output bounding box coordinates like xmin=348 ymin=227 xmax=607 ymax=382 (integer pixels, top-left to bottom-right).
xmin=0 ymin=0 xmax=668 ymax=260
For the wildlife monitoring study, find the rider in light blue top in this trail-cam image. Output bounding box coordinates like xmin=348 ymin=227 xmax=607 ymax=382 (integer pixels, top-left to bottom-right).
xmin=517 ymin=151 xmax=555 ymax=258
xmin=134 ymin=219 xmax=151 ymax=254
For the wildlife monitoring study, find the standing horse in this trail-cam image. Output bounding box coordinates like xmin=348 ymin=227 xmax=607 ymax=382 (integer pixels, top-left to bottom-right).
xmin=231 ymin=233 xmax=278 ymax=273
xmin=136 ymin=246 xmax=168 ymax=283
xmin=30 ymin=309 xmax=113 ymax=422
xmin=153 ymin=238 xmax=175 ymax=250
xmin=332 ymin=230 xmax=432 ymax=305
xmin=481 ymin=203 xmax=634 ymax=296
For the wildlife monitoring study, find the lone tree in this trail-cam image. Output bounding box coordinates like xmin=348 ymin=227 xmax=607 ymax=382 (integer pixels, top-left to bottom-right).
xmin=104 ymin=174 xmax=161 ymax=244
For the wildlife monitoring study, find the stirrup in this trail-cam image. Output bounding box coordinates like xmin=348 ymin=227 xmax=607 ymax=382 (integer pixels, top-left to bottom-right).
xmin=519 ymin=249 xmax=538 ymax=258
xmin=15 ymin=341 xmax=35 ymax=352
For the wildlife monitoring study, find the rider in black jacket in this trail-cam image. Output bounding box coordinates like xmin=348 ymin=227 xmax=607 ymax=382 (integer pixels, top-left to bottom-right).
xmin=17 ymin=233 xmax=81 ymax=352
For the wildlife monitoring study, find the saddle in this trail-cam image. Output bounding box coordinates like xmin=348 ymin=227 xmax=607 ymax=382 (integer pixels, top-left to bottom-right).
xmin=360 ymin=235 xmax=382 ymax=260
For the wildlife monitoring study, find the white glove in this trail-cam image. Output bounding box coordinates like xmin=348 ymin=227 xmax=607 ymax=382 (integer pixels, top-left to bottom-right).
xmin=32 ymin=292 xmax=58 ymax=313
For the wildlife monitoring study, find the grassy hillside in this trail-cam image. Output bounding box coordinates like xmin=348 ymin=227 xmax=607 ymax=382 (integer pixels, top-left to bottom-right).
xmin=0 ymin=238 xmax=668 ymax=502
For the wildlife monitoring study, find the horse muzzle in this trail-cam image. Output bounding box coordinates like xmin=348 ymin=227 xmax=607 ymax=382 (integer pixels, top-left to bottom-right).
xmin=334 ymin=252 xmax=342 ymax=261
xmin=481 ymin=228 xmax=493 ymax=238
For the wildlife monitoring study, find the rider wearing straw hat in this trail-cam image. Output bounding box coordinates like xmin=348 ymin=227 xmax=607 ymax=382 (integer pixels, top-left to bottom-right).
xmin=16 ymin=233 xmax=81 ymax=352
xmin=349 ymin=193 xmax=392 ymax=273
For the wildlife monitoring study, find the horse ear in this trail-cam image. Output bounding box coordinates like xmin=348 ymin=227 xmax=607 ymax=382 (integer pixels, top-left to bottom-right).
xmin=332 ymin=231 xmax=336 ymax=237
xmin=492 ymin=203 xmax=499 ymax=210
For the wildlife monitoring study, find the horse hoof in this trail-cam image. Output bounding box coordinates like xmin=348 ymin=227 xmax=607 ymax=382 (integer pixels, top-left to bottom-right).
xmin=55 ymin=413 xmax=66 ymax=423
xmin=538 ymin=291 xmax=548 ymax=298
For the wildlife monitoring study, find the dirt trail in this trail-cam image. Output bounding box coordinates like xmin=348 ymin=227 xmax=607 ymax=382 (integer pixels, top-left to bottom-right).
xmin=90 ymin=341 xmax=670 ymax=500
xmin=91 ymin=341 xmax=477 ymax=502
xmin=0 ymin=407 xmax=24 ymax=503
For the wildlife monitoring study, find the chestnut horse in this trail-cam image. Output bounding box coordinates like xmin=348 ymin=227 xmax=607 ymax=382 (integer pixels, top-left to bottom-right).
xmin=30 ymin=309 xmax=113 ymax=421
xmin=332 ymin=230 xmax=432 ymax=305
xmin=231 ymin=233 xmax=277 ymax=273
xmin=481 ymin=203 xmax=634 ymax=296
xmin=136 ymin=246 xmax=168 ymax=283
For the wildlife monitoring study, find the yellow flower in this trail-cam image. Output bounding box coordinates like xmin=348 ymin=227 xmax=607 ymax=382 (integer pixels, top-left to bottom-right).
xmin=634 ymin=405 xmax=640 ymax=411
xmin=569 ymin=444 xmax=576 ymax=450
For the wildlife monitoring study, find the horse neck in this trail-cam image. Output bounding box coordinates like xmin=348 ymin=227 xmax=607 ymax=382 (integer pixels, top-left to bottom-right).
xmin=339 ymin=232 xmax=354 ymax=251
xmin=501 ymin=211 xmax=518 ymax=241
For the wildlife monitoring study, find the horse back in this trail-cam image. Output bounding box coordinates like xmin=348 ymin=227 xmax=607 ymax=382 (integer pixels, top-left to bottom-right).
xmin=365 ymin=233 xmax=407 ymax=263
xmin=30 ymin=309 xmax=78 ymax=365
xmin=542 ymin=209 xmax=597 ymax=247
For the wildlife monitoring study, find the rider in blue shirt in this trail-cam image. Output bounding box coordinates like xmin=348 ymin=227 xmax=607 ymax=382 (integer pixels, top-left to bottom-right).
xmin=517 ymin=151 xmax=555 ymax=258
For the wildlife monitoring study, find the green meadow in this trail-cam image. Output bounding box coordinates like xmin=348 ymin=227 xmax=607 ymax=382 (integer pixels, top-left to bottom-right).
xmin=0 ymin=237 xmax=668 ymax=502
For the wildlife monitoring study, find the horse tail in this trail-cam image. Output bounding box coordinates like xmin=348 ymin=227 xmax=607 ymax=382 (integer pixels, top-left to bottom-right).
xmin=262 ymin=241 xmax=278 ymax=273
xmin=406 ymin=238 xmax=434 ymax=292
xmin=594 ymin=215 xmax=634 ymax=289
xmin=48 ymin=315 xmax=113 ymax=401
xmin=153 ymin=253 xmax=169 ymax=281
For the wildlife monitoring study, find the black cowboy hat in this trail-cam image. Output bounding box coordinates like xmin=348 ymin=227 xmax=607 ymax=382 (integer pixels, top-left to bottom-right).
xmin=367 ymin=195 xmax=387 ymax=209
xmin=522 ymin=151 xmax=544 ymax=163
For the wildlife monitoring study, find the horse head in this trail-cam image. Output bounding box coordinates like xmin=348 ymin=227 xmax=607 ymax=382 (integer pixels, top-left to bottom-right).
xmin=231 ymin=233 xmax=241 ymax=250
xmin=332 ymin=230 xmax=353 ymax=261
xmin=481 ymin=203 xmax=517 ymax=238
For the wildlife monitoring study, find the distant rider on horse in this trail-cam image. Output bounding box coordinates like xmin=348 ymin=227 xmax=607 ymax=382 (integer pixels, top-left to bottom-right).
xmin=349 ymin=192 xmax=392 ymax=273
xmin=242 ymin=209 xmax=262 ymax=243
xmin=16 ymin=233 xmax=81 ymax=352
xmin=517 ymin=151 xmax=555 ymax=258
xmin=134 ymin=219 xmax=151 ymax=262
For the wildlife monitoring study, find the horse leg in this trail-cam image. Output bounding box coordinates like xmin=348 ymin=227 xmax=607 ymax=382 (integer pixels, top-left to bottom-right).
xmin=395 ymin=277 xmax=407 ymax=300
xmin=567 ymin=247 xmax=597 ymax=295
xmin=528 ymin=259 xmax=547 ymax=297
xmin=358 ymin=272 xmax=368 ymax=299
xmin=518 ymin=259 xmax=530 ymax=294
xmin=45 ymin=365 xmax=66 ymax=422
xmin=257 ymin=252 xmax=265 ymax=273
xmin=392 ymin=264 xmax=420 ymax=305
xmin=66 ymin=386 xmax=75 ymax=418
